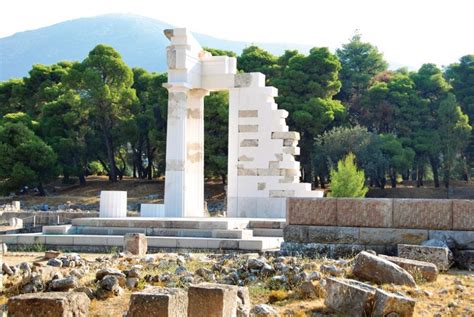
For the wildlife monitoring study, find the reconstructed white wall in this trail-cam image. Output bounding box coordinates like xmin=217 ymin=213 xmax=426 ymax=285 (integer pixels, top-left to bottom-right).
xmin=163 ymin=28 xmax=322 ymax=218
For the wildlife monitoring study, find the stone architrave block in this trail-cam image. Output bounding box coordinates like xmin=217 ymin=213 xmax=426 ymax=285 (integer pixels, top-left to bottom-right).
xmin=378 ymin=254 xmax=438 ymax=282
xmin=373 ymin=288 xmax=415 ymax=317
xmin=398 ymin=244 xmax=451 ymax=271
xmin=187 ymin=283 xmax=250 ymax=317
xmin=128 ymin=287 xmax=188 ymax=317
xmin=324 ymin=277 xmax=376 ymax=316
xmin=393 ymin=199 xmax=452 ymax=230
xmin=336 ymin=198 xmax=392 ymax=227
xmin=286 ymin=198 xmax=337 ymax=226
xmin=8 ymin=292 xmax=90 ymax=317
xmin=452 ymin=200 xmax=474 ymax=230
xmin=123 ymin=233 xmax=148 ymax=256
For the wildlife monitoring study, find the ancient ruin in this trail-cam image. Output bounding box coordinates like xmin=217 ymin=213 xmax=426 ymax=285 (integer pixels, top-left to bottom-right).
xmin=162 ymin=28 xmax=322 ymax=219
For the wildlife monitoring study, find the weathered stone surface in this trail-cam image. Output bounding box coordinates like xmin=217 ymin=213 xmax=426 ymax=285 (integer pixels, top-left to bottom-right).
xmin=287 ymin=198 xmax=337 ymax=226
xmin=373 ymin=288 xmax=415 ymax=317
xmin=454 ymin=250 xmax=474 ymax=270
xmin=336 ymin=198 xmax=392 ymax=227
xmin=324 ymin=277 xmax=376 ymax=316
xmin=128 ymin=287 xmax=188 ymax=317
xmin=124 ymin=233 xmax=148 ymax=256
xmin=238 ymin=110 xmax=258 ymax=118
xmin=45 ymin=250 xmax=61 ymax=259
xmin=240 ymin=139 xmax=259 ymax=147
xmin=96 ymin=268 xmax=126 ymax=281
xmin=359 ymin=228 xmax=428 ymax=245
xmin=49 ymin=276 xmax=78 ymax=291
xmin=298 ymin=281 xmax=318 ymax=299
xmin=453 ymin=200 xmax=474 ymax=230
xmin=306 ymin=226 xmax=359 ymax=244
xmin=398 ymin=244 xmax=451 ymax=271
xmin=283 ymin=225 xmax=307 ymax=242
xmin=393 ymin=199 xmax=452 ymax=229
xmin=8 ymin=292 xmax=90 ymax=317
xmin=378 ymin=254 xmax=438 ymax=282
xmin=188 ymin=283 xmax=250 ymax=317
xmin=250 ymin=304 xmax=279 ymax=316
xmin=353 ymin=251 xmax=416 ymax=286
xmin=429 ymin=230 xmax=474 ymax=250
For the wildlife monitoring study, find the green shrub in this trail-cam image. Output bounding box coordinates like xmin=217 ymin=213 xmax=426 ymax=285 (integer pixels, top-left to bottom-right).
xmin=328 ymin=153 xmax=368 ymax=197
xmin=88 ymin=161 xmax=105 ymax=175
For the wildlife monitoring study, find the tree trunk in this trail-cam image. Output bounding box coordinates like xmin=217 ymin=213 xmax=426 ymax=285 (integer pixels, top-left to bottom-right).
xmin=429 ymin=156 xmax=440 ymax=188
xmin=38 ymin=183 xmax=46 ymax=196
xmin=103 ymin=129 xmax=117 ymax=182
xmin=146 ymin=138 xmax=154 ymax=180
xmin=79 ymin=172 xmax=86 ymax=186
xmin=390 ymin=169 xmax=397 ymax=188
xmin=417 ymin=167 xmax=424 ymax=187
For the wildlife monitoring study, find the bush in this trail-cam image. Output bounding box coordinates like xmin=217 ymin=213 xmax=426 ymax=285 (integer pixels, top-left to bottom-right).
xmin=88 ymin=161 xmax=105 ymax=175
xmin=328 ymin=153 xmax=368 ymax=197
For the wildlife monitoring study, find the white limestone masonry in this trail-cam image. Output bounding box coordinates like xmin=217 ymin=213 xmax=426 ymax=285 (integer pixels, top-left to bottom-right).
xmin=163 ymin=28 xmax=322 ymax=218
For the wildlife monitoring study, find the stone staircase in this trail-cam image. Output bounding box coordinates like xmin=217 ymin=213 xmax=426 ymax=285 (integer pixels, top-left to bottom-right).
xmin=1 ymin=217 xmax=285 ymax=252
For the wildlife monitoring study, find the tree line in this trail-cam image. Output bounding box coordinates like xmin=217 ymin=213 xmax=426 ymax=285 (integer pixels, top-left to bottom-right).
xmin=0 ymin=35 xmax=473 ymax=195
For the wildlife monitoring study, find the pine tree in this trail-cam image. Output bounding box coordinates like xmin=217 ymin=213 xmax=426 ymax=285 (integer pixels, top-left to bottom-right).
xmin=328 ymin=153 xmax=368 ymax=197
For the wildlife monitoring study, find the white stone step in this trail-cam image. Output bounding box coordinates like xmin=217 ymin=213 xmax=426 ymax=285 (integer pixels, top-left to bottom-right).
xmin=73 ymin=226 xmax=253 ymax=239
xmin=252 ymin=228 xmax=283 ymax=237
xmin=71 ymin=217 xmax=251 ymax=230
xmin=0 ymin=233 xmax=282 ymax=251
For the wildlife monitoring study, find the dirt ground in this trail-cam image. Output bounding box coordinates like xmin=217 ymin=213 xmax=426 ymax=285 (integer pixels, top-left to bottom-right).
xmin=1 ymin=252 xmax=473 ymax=317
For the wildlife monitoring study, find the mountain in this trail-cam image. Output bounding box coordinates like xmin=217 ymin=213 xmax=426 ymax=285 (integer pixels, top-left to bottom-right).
xmin=0 ymin=14 xmax=313 ymax=81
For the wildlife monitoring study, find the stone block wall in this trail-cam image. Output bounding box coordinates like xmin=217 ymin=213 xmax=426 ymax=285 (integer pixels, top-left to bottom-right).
xmin=227 ymin=73 xmax=323 ymax=218
xmin=284 ymin=198 xmax=474 ymax=254
xmin=287 ymin=198 xmax=474 ymax=230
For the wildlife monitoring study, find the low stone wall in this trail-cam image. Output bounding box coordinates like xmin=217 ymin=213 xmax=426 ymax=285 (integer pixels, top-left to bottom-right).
xmin=284 ymin=198 xmax=474 ymax=257
xmin=287 ymin=198 xmax=474 ymax=230
xmin=0 ymin=211 xmax=99 ymax=226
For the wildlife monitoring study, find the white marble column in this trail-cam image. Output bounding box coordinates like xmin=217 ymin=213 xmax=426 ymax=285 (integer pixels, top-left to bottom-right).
xmin=164 ymin=85 xmax=208 ymax=217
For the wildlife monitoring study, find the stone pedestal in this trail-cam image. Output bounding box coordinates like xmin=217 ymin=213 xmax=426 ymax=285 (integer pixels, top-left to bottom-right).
xmin=8 ymin=292 xmax=90 ymax=317
xmin=128 ymin=287 xmax=188 ymax=317
xmin=187 ymin=283 xmax=250 ymax=317
xmin=99 ymin=191 xmax=127 ymax=218
xmin=124 ymin=233 xmax=148 ymax=256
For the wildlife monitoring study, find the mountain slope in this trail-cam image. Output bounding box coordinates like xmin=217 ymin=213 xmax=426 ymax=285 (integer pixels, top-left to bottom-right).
xmin=0 ymin=14 xmax=312 ymax=81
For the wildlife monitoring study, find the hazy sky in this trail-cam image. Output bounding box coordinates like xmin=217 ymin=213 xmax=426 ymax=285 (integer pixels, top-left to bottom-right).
xmin=1 ymin=0 xmax=473 ymax=69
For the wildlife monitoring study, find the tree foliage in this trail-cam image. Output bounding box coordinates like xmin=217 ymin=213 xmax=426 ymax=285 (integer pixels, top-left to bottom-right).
xmin=328 ymin=153 xmax=368 ymax=197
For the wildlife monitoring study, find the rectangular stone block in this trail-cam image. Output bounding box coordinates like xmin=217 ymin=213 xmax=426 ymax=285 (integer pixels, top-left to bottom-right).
xmin=238 ymin=124 xmax=258 ymax=133
xmin=398 ymin=244 xmax=451 ymax=271
xmin=306 ymin=226 xmax=359 ymax=244
xmin=373 ymin=289 xmax=415 ymax=317
xmin=238 ymin=110 xmax=258 ymax=118
xmin=337 ymin=198 xmax=392 ymax=228
xmin=128 ymin=287 xmax=187 ymax=317
xmin=359 ymin=228 xmax=428 ymax=245
xmin=453 ymin=200 xmax=474 ymax=230
xmin=187 ymin=283 xmax=249 ymax=317
xmin=8 ymin=292 xmax=90 ymax=317
xmin=287 ymin=198 xmax=337 ymax=226
xmin=283 ymin=225 xmax=308 ymax=243
xmin=240 ymin=139 xmax=259 ymax=147
xmin=378 ymin=254 xmax=438 ymax=282
xmin=393 ymin=199 xmax=453 ymax=230
xmin=324 ymin=278 xmax=375 ymax=316
xmin=428 ymin=230 xmax=474 ymax=250
xmin=123 ymin=233 xmax=148 ymax=256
